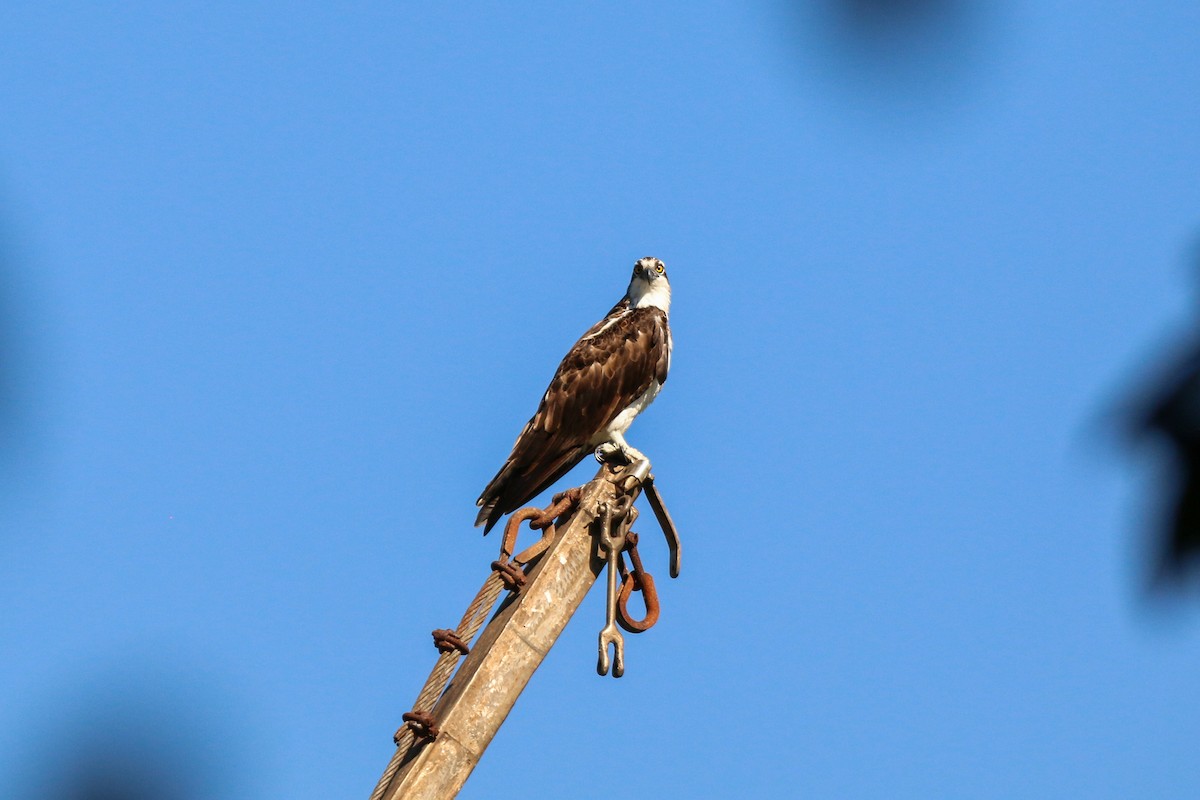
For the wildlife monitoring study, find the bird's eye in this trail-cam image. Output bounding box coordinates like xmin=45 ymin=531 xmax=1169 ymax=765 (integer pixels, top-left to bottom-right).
xmin=655 ymin=265 xmax=664 ymax=274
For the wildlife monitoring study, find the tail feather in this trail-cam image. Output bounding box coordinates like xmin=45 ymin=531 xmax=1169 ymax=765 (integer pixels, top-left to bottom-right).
xmin=473 ymin=444 xmax=591 ymax=535
xmin=475 ymin=498 xmax=501 ymax=534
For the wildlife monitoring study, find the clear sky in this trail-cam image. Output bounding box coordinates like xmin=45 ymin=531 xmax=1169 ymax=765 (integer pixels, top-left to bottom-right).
xmin=2 ymin=2 xmax=1200 ymax=798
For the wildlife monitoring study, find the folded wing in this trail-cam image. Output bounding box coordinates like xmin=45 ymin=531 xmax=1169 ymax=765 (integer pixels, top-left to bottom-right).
xmin=474 ymin=303 xmax=668 ymax=533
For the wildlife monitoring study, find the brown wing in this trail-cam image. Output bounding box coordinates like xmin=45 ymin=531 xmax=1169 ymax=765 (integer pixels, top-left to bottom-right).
xmin=475 ymin=305 xmax=668 ymax=533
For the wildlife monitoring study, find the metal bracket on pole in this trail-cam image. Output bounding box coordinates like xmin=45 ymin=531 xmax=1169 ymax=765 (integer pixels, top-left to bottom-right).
xmin=374 ymin=466 xmax=620 ymax=800
xmin=371 ymin=459 xmax=683 ymax=800
xmin=595 ymin=499 xmax=628 ymax=678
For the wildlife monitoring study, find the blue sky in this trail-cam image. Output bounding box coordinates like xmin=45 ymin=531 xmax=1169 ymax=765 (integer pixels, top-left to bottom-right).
xmin=2 ymin=2 xmax=1200 ymax=798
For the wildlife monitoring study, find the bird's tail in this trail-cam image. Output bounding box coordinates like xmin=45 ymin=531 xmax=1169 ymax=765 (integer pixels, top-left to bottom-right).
xmin=474 ymin=441 xmax=590 ymax=536
xmin=474 ymin=461 xmax=512 ymax=535
xmin=474 ymin=496 xmax=501 ymax=534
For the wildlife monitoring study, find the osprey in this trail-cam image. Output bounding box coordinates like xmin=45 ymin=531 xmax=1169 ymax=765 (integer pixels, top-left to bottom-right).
xmin=475 ymin=257 xmax=673 ymax=533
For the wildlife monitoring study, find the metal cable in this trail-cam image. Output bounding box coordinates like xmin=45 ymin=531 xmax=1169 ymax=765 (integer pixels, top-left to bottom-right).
xmin=369 ymin=570 xmax=507 ymax=800
xmin=369 ymin=489 xmax=584 ymax=800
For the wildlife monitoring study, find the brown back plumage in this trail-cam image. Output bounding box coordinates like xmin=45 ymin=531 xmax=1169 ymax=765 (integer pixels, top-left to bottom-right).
xmin=475 ymin=299 xmax=670 ymax=533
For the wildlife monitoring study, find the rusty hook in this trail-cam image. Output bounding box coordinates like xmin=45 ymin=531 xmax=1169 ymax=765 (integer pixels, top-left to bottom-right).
xmin=617 ymin=568 xmax=660 ymax=633
xmin=497 ymin=488 xmax=582 ymax=564
xmin=499 ymin=507 xmax=543 ymax=561
xmin=615 ymin=532 xmax=660 ymax=632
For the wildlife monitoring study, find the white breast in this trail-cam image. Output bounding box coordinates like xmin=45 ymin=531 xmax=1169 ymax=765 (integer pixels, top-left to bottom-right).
xmin=598 ymin=379 xmax=663 ymax=442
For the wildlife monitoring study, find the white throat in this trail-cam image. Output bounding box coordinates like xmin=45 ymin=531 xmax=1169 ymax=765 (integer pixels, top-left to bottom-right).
xmin=628 ymin=278 xmax=671 ymax=314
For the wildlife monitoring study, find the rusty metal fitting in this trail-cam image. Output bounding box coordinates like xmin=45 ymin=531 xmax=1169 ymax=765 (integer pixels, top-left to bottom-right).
xmin=501 ymin=507 xmax=544 ymax=561
xmin=617 ymin=569 xmax=660 ymax=633
xmin=400 ymin=710 xmax=440 ymax=742
xmin=512 ymin=526 xmax=556 ymax=566
xmin=431 ymin=628 xmax=469 ymax=656
xmin=536 ymin=487 xmax=582 ymax=528
xmin=498 ymin=488 xmax=583 ymax=565
xmin=616 ymin=532 xmax=660 ymax=632
xmin=622 ymin=532 xmax=646 ymax=574
xmin=490 ymin=560 xmax=528 ymax=593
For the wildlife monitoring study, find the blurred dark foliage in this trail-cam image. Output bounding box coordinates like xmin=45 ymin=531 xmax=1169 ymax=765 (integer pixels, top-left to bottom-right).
xmin=1132 ymin=339 xmax=1200 ymax=587
xmin=833 ymin=0 xmax=965 ymax=24
xmin=820 ymin=0 xmax=982 ymax=76
xmin=1126 ymin=237 xmax=1200 ymax=590
xmin=17 ymin=729 xmax=205 ymax=800
xmin=10 ymin=672 xmax=235 ymax=800
xmin=777 ymin=0 xmax=994 ymax=114
xmin=17 ymin=706 xmax=207 ymax=800
xmin=41 ymin=750 xmax=190 ymax=800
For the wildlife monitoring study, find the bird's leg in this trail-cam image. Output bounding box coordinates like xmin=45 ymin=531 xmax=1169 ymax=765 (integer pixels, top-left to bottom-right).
xmin=611 ymin=431 xmax=646 ymax=464
xmin=621 ymin=444 xmax=647 ymax=463
xmin=595 ymin=432 xmax=646 ymax=466
xmin=594 ymin=441 xmax=628 ymax=465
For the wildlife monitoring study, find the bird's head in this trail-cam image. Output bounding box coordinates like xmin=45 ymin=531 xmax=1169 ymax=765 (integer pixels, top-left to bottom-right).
xmin=627 ymin=257 xmax=671 ymax=312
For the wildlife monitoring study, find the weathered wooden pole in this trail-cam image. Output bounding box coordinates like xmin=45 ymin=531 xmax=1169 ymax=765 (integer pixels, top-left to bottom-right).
xmin=372 ymin=467 xmax=623 ymax=800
